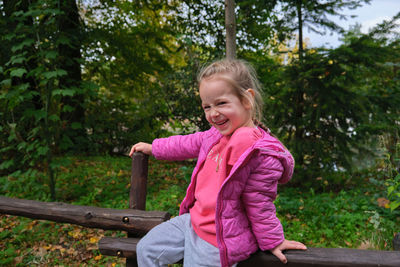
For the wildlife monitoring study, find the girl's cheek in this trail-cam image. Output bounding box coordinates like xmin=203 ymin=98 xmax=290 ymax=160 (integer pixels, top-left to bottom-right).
xmin=204 ymin=113 xmax=212 ymax=122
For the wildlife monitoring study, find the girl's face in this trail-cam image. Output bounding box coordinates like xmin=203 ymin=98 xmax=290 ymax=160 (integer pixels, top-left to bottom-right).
xmin=199 ymin=76 xmax=255 ymax=136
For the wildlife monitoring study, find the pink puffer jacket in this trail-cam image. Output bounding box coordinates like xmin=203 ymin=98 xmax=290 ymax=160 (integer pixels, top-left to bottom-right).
xmin=152 ymin=127 xmax=294 ymax=267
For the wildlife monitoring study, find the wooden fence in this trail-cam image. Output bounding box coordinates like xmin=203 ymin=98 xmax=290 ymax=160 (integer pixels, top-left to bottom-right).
xmin=1 ymin=152 xmax=400 ymax=267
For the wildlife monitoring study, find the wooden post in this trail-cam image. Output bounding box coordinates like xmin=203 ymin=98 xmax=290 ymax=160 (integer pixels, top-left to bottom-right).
xmin=130 ymin=152 xmax=149 ymax=210
xmin=394 ymin=233 xmax=400 ymax=251
xmin=127 ymin=152 xmax=149 ymax=267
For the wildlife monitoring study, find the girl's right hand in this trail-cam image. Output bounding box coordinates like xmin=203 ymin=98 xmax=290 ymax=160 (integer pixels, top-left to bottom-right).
xmin=129 ymin=142 xmax=152 ymax=157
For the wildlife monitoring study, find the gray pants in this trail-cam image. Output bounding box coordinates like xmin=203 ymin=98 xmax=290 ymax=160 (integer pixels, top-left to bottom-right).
xmin=137 ymin=213 xmax=235 ymax=267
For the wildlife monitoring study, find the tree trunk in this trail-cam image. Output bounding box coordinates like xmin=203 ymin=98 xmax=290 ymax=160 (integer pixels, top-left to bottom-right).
xmin=294 ymin=0 xmax=305 ymax=170
xmin=296 ymin=0 xmax=304 ymax=60
xmin=225 ymin=0 xmax=236 ymax=59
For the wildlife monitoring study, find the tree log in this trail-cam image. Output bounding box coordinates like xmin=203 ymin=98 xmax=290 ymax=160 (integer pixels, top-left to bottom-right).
xmin=238 ymin=248 xmax=400 ymax=267
xmin=98 ymin=237 xmax=400 ymax=266
xmin=0 ymin=196 xmax=170 ymax=236
xmin=99 ymin=237 xmax=400 ymax=267
xmin=99 ymin=237 xmax=139 ymax=258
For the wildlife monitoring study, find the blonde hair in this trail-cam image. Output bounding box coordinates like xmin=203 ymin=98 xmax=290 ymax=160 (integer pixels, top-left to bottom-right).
xmin=197 ymin=59 xmax=264 ymax=125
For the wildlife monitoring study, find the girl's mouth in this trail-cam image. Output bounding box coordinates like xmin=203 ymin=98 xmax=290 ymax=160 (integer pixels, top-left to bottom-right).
xmin=214 ymin=119 xmax=228 ymax=126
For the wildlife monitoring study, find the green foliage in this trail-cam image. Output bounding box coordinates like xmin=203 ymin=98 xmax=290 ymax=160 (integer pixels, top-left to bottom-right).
xmin=264 ymin=21 xmax=400 ymax=183
xmin=388 ymin=174 xmax=400 ymax=211
xmin=381 ymin=138 xmax=400 ymax=211
xmin=81 ymin=0 xmax=182 ymax=142
xmin=1 ymin=156 xmax=399 ymax=266
xmin=1 ymin=0 xmax=399 ymax=215
xmin=277 ymin=180 xmax=399 ymax=250
xmin=84 ymin=90 xmax=168 ymax=154
xmin=0 ymin=0 xmax=90 ymax=199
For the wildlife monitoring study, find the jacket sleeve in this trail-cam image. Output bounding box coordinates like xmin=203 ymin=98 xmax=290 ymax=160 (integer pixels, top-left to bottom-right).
xmin=242 ymin=152 xmax=285 ymax=251
xmin=152 ymin=130 xmax=209 ymax=161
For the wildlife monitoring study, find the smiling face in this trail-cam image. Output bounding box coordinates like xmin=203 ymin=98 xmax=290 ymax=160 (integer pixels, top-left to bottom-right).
xmin=199 ymin=76 xmax=255 ymax=136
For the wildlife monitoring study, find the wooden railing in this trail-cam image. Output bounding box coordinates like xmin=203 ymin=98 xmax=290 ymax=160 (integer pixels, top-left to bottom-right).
xmin=1 ymin=152 xmax=400 ymax=267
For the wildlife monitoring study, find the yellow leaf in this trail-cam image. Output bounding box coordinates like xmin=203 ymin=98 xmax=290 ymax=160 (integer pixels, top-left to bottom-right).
xmin=384 ymin=203 xmax=390 ymax=209
xmin=90 ymin=237 xmax=99 ymax=244
xmin=94 ymin=255 xmax=102 ymax=261
xmin=68 ymin=228 xmax=82 ymax=238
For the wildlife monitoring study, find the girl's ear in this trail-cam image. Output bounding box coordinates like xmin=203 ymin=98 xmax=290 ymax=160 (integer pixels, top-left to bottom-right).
xmin=246 ymin=88 xmax=255 ymax=97
xmin=243 ymin=89 xmax=255 ymax=109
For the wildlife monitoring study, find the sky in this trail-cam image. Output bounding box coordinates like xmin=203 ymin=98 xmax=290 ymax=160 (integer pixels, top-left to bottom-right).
xmin=304 ymin=0 xmax=400 ymax=48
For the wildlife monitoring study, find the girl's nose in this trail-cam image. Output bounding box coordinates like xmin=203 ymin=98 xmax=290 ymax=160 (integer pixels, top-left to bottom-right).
xmin=210 ymin=108 xmax=220 ymax=117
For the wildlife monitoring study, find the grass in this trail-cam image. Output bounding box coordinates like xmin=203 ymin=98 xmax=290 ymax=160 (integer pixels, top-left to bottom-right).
xmin=0 ymin=155 xmax=399 ymax=266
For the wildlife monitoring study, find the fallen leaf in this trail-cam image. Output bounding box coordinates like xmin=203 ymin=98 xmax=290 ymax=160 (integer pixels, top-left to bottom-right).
xmin=377 ymin=197 xmax=389 ymax=207
xmin=89 ymin=237 xmax=99 ymax=244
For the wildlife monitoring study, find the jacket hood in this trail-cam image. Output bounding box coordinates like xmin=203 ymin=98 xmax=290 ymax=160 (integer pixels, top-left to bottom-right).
xmin=253 ymin=128 xmax=295 ymax=184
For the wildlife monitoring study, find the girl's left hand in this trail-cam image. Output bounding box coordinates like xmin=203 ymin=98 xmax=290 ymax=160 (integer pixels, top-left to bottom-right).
xmin=129 ymin=142 xmax=152 ymax=157
xmin=269 ymin=239 xmax=307 ymax=264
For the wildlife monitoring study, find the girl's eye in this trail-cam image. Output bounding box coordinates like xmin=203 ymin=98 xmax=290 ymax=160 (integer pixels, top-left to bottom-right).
xmin=217 ymin=102 xmax=227 ymax=106
xmin=203 ymin=106 xmax=210 ymax=110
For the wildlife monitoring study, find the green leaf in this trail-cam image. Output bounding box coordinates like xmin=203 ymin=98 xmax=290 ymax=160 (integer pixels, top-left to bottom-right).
xmin=13 ymin=10 xmax=24 ymax=16
xmin=62 ymin=105 xmax=74 ymax=112
xmin=49 ymin=114 xmax=60 ymax=122
xmin=1 ymin=79 xmax=11 ymax=87
xmin=17 ymin=141 xmax=27 ymax=150
xmin=388 ymin=185 xmax=395 ymax=196
xmin=44 ymin=51 xmax=58 ymax=59
xmin=56 ymin=36 xmax=71 ymax=45
xmin=37 ymin=146 xmax=49 ymax=156
xmin=16 ymin=83 xmax=29 ymax=91
xmin=71 ymin=122 xmax=82 ymax=129
xmin=33 ymin=110 xmax=46 ymax=121
xmin=11 ymin=39 xmax=34 ymax=52
xmin=4 ymin=33 xmax=16 ymax=41
xmin=10 ymin=68 xmax=27 ymax=78
xmin=52 ymin=89 xmax=75 ymax=97
xmin=389 ymin=200 xmax=400 ymax=211
xmin=0 ymin=160 xmax=14 ymax=170
xmin=43 ymin=69 xmax=67 ymax=79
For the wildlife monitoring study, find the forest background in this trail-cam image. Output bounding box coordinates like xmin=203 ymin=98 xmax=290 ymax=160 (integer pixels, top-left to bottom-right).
xmin=0 ymin=0 xmax=399 ymax=266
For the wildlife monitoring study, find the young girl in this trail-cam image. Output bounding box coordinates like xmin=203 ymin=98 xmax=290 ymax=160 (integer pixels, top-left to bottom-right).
xmin=129 ymin=59 xmax=306 ymax=267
